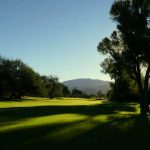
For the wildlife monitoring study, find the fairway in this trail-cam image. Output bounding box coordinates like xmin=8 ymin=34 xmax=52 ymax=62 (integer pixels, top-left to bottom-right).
xmin=0 ymin=97 xmax=150 ymax=150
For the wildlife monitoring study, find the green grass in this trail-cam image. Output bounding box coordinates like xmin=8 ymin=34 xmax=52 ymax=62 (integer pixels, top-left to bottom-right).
xmin=0 ymin=97 xmax=150 ymax=150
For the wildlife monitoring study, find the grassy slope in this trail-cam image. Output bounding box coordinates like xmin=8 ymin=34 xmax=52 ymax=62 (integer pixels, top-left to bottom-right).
xmin=0 ymin=97 xmax=150 ymax=150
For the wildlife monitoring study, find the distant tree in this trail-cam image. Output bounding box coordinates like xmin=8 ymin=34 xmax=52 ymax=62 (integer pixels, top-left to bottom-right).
xmin=71 ymin=88 xmax=83 ymax=98
xmin=0 ymin=56 xmax=44 ymax=99
xmin=62 ymin=85 xmax=71 ymax=97
xmin=41 ymin=75 xmax=52 ymax=97
xmin=41 ymin=76 xmax=63 ymax=99
xmin=53 ymin=82 xmax=63 ymax=98
xmin=0 ymin=56 xmax=9 ymax=96
xmin=97 ymin=90 xmax=105 ymax=98
xmin=0 ymin=56 xmax=65 ymax=99
xmin=81 ymin=92 xmax=94 ymax=99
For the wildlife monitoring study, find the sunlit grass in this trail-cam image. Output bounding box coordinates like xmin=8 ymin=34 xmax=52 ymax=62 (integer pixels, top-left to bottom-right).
xmin=0 ymin=97 xmax=107 ymax=135
xmin=0 ymin=97 xmax=149 ymax=150
xmin=0 ymin=114 xmax=88 ymax=133
xmin=0 ymin=97 xmax=102 ymax=108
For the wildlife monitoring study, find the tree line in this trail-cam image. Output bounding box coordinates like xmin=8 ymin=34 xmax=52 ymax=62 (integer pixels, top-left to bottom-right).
xmin=0 ymin=56 xmax=96 ymax=99
xmin=97 ymin=0 xmax=150 ymax=113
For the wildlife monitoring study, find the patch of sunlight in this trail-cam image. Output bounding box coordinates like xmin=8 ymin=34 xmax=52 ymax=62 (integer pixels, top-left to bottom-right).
xmin=92 ymin=115 xmax=110 ymax=123
xmin=115 ymin=111 xmax=136 ymax=115
xmin=0 ymin=114 xmax=88 ymax=133
xmin=115 ymin=104 xmax=140 ymax=115
xmin=45 ymin=115 xmax=110 ymax=142
xmin=90 ymin=113 xmax=138 ymax=132
xmin=0 ymin=97 xmax=103 ymax=108
xmin=46 ymin=120 xmax=96 ymax=142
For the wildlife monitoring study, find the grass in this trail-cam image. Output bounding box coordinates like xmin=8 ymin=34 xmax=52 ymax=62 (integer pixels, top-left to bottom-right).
xmin=0 ymin=97 xmax=150 ymax=150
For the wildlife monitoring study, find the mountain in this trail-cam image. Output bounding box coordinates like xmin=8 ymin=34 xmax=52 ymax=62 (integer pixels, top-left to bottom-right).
xmin=63 ymin=78 xmax=110 ymax=95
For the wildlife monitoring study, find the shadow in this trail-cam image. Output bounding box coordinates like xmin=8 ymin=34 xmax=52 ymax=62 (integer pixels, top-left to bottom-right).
xmin=123 ymin=113 xmax=150 ymax=150
xmin=58 ymin=114 xmax=150 ymax=150
xmin=0 ymin=102 xmax=137 ymax=124
xmin=0 ymin=120 xmax=86 ymax=150
xmin=0 ymin=101 xmax=145 ymax=150
xmin=1 ymin=113 xmax=149 ymax=150
xmin=0 ymin=113 xmax=134 ymax=150
xmin=0 ymin=97 xmax=36 ymax=102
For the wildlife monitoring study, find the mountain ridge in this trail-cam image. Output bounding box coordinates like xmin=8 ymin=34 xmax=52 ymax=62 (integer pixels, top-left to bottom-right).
xmin=63 ymin=78 xmax=110 ymax=95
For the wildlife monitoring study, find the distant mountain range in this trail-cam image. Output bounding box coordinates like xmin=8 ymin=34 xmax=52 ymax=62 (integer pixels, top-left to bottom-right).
xmin=63 ymin=78 xmax=110 ymax=95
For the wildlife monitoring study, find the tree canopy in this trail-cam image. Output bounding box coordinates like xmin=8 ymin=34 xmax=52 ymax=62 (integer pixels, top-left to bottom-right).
xmin=98 ymin=0 xmax=150 ymax=113
xmin=0 ymin=56 xmax=66 ymax=99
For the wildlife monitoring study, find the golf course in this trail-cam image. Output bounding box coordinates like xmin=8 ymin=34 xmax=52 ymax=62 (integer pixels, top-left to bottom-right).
xmin=0 ymin=0 xmax=150 ymax=149
xmin=0 ymin=97 xmax=150 ymax=150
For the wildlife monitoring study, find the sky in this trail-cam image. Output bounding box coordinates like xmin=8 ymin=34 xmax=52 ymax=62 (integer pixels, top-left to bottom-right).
xmin=0 ymin=0 xmax=116 ymax=82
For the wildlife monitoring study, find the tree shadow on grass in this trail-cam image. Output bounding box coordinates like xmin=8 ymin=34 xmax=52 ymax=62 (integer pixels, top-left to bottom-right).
xmin=123 ymin=113 xmax=150 ymax=150
xmin=0 ymin=102 xmax=137 ymax=124
xmin=65 ymin=113 xmax=150 ymax=150
xmin=1 ymin=113 xmax=149 ymax=150
xmin=0 ymin=119 xmax=86 ymax=150
xmin=0 ymin=101 xmax=145 ymax=150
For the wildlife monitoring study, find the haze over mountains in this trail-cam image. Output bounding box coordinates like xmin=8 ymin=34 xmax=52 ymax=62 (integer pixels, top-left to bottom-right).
xmin=63 ymin=78 xmax=110 ymax=95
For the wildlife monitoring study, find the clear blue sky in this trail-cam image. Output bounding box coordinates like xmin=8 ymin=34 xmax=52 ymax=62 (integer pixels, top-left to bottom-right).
xmin=0 ymin=0 xmax=116 ymax=82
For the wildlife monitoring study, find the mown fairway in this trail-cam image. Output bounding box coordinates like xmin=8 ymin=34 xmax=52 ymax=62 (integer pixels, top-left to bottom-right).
xmin=0 ymin=97 xmax=150 ymax=150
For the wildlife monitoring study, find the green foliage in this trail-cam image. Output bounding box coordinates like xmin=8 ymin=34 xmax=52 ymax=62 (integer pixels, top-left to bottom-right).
xmin=107 ymin=80 xmax=138 ymax=102
xmin=41 ymin=75 xmax=63 ymax=99
xmin=0 ymin=56 xmax=44 ymax=98
xmin=71 ymin=88 xmax=83 ymax=98
xmin=110 ymin=0 xmax=150 ymax=112
xmin=70 ymin=88 xmax=94 ymax=98
xmin=98 ymin=31 xmax=138 ymax=102
xmin=98 ymin=0 xmax=150 ymax=108
xmin=0 ymin=56 xmax=63 ymax=99
xmin=62 ymin=85 xmax=71 ymax=97
xmin=97 ymin=90 xmax=105 ymax=98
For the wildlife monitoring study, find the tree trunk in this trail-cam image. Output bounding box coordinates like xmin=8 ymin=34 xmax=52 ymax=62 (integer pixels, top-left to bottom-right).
xmin=139 ymin=65 xmax=150 ymax=114
xmin=139 ymin=90 xmax=149 ymax=114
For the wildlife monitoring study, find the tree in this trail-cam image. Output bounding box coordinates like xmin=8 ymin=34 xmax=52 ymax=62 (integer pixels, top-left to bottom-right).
xmin=98 ymin=0 xmax=150 ymax=113
xmin=41 ymin=75 xmax=63 ymax=99
xmin=62 ymin=85 xmax=71 ymax=97
xmin=97 ymin=90 xmax=105 ymax=98
xmin=0 ymin=56 xmax=44 ymax=98
xmin=110 ymin=0 xmax=150 ymax=113
xmin=98 ymin=31 xmax=138 ymax=102
xmin=71 ymin=88 xmax=83 ymax=98
xmin=98 ymin=31 xmax=125 ymax=82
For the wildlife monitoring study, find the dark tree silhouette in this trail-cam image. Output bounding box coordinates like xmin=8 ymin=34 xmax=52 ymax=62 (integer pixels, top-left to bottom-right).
xmin=0 ymin=56 xmax=44 ymax=98
xmin=110 ymin=0 xmax=150 ymax=113
xmin=41 ymin=76 xmax=63 ymax=99
xmin=98 ymin=0 xmax=150 ymax=113
xmin=98 ymin=31 xmax=138 ymax=102
xmin=71 ymin=88 xmax=83 ymax=98
xmin=62 ymin=85 xmax=71 ymax=97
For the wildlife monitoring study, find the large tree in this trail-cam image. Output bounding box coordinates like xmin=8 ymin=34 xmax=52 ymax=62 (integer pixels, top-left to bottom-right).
xmin=98 ymin=31 xmax=138 ymax=102
xmin=0 ymin=56 xmax=45 ymax=98
xmin=99 ymin=0 xmax=150 ymax=113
